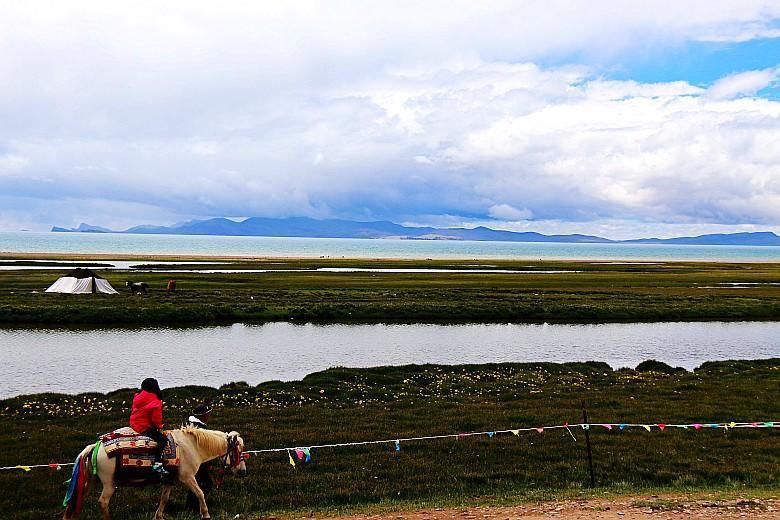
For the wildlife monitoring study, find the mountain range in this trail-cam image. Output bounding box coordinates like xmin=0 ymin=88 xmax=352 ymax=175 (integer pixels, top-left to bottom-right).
xmin=51 ymin=217 xmax=780 ymax=246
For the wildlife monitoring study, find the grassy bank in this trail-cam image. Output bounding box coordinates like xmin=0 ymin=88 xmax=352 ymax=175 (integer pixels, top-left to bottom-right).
xmin=0 ymin=359 xmax=778 ymax=519
xmin=2 ymin=257 xmax=780 ymax=325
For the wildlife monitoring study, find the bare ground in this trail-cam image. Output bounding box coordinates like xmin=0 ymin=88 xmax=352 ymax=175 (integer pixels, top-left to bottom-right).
xmin=312 ymin=495 xmax=779 ymax=519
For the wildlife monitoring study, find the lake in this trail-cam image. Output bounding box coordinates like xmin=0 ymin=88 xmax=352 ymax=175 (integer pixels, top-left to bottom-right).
xmin=3 ymin=231 xmax=780 ymax=261
xmin=2 ymin=321 xmax=778 ymax=397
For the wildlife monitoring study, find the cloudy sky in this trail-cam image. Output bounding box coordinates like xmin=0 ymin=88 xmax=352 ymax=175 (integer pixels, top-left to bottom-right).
xmin=1 ymin=1 xmax=780 ymax=239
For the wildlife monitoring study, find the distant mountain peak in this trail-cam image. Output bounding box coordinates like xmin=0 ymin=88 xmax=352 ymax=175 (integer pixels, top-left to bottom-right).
xmin=49 ymin=217 xmax=780 ymax=246
xmin=51 ymin=222 xmax=112 ymax=233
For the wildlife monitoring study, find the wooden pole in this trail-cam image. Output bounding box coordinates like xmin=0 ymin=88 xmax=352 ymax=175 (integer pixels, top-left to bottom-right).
xmin=582 ymin=400 xmax=595 ymax=487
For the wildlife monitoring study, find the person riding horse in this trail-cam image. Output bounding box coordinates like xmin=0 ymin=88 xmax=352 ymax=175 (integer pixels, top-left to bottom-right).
xmin=186 ymin=403 xmax=214 ymax=511
xmin=129 ymin=378 xmax=169 ymax=476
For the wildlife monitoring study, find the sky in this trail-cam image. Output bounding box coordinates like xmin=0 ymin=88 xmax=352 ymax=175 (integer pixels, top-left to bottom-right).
xmin=1 ymin=1 xmax=780 ymax=239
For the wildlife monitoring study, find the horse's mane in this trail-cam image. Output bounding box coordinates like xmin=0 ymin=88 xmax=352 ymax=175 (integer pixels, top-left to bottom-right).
xmin=179 ymin=426 xmax=227 ymax=455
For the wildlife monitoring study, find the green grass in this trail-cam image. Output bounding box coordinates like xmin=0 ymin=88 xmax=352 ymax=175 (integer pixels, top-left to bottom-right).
xmin=0 ymin=359 xmax=777 ymax=519
xmin=2 ymin=256 xmax=780 ymax=325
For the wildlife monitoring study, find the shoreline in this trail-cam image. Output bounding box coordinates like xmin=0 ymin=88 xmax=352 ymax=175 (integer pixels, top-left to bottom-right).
xmin=4 ymin=250 xmax=780 ymax=263
xmin=2 ymin=357 xmax=776 ymax=402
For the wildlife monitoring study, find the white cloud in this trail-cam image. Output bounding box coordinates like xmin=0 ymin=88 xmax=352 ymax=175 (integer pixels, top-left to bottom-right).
xmin=0 ymin=153 xmax=30 ymax=175
xmin=188 ymin=141 xmax=222 ymax=156
xmin=488 ymin=204 xmax=534 ymax=221
xmin=706 ymin=68 xmax=779 ymax=100
xmin=1 ymin=2 xmax=780 ymax=233
xmin=695 ymin=24 xmax=780 ymax=42
xmin=4 ymin=59 xmax=780 ymax=232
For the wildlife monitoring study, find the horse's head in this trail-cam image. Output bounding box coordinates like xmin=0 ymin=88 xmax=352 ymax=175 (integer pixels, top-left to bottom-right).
xmin=225 ymin=431 xmax=247 ymax=477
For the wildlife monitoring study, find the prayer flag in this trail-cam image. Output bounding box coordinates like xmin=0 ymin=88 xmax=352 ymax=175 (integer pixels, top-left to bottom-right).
xmin=302 ymin=448 xmax=311 ymax=463
xmin=395 ymin=440 xmax=401 ymax=452
xmin=643 ymin=425 xmax=651 ymax=432
xmin=511 ymin=429 xmax=520 ymax=436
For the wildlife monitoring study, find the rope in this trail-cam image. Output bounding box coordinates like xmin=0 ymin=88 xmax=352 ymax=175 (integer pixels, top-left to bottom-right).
xmin=1 ymin=420 xmax=776 ymax=471
xmin=243 ymin=421 xmax=777 ymax=454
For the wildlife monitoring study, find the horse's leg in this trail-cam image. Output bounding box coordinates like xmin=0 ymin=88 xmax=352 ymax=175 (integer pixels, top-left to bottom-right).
xmin=97 ymin=484 xmax=115 ymax=520
xmin=96 ymin=448 xmax=116 ymax=520
xmin=181 ymin=476 xmax=210 ymax=519
xmin=154 ymin=485 xmax=174 ymax=520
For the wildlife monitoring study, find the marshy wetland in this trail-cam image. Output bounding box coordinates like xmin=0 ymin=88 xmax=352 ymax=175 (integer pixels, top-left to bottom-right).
xmin=0 ymin=360 xmax=778 ymax=519
xmin=2 ymin=255 xmax=780 ymax=325
xmin=0 ymin=255 xmax=778 ymax=518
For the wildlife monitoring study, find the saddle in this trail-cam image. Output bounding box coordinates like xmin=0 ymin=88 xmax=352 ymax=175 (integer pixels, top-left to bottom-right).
xmin=99 ymin=427 xmax=180 ymax=486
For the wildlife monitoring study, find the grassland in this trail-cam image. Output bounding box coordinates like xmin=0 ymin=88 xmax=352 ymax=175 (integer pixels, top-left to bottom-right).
xmin=2 ymin=255 xmax=780 ymax=325
xmin=0 ymin=359 xmax=777 ymax=519
xmin=2 ymin=255 xmax=778 ymax=517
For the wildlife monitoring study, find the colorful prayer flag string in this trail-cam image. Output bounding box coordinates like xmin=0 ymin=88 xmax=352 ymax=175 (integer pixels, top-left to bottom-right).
xmin=2 ymin=420 xmax=777 ymax=472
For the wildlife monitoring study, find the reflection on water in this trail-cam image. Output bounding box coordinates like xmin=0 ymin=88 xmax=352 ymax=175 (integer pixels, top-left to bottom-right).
xmin=1 ymin=321 xmax=779 ymax=397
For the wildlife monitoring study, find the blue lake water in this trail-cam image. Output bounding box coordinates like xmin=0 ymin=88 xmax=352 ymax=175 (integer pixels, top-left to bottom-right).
xmin=3 ymin=231 xmax=780 ymax=261
xmin=1 ymin=321 xmax=779 ymax=397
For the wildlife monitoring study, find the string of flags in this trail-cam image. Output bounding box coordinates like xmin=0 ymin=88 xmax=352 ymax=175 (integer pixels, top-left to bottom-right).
xmin=1 ymin=420 xmax=776 ymax=472
xmin=255 ymin=420 xmax=778 ymax=468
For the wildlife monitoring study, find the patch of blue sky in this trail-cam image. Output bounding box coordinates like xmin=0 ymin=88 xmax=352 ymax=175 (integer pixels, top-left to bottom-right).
xmin=604 ymin=37 xmax=780 ymax=94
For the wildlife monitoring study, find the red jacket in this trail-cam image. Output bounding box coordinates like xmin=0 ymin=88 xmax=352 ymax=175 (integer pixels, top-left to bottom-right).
xmin=129 ymin=390 xmax=163 ymax=432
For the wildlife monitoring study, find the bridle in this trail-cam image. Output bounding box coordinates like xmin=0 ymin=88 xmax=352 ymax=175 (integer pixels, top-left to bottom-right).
xmin=215 ymin=433 xmax=249 ymax=489
xmin=221 ymin=433 xmax=249 ymax=470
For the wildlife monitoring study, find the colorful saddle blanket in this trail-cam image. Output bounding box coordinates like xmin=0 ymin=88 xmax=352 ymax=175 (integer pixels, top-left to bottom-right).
xmin=99 ymin=427 xmax=180 ymax=485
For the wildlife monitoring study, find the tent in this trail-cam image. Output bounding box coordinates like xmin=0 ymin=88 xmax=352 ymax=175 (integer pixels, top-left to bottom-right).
xmin=45 ymin=268 xmax=119 ymax=294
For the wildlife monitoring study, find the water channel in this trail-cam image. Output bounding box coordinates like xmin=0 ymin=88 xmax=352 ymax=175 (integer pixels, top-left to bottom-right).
xmin=2 ymin=321 xmax=778 ymax=397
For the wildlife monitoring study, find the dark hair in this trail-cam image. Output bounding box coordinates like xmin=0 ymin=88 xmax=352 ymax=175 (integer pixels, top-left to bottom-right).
xmin=140 ymin=378 xmax=162 ymax=400
xmin=193 ymin=403 xmax=212 ymax=416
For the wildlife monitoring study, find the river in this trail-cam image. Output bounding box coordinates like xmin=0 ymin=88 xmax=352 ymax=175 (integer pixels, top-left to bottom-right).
xmin=2 ymin=321 xmax=778 ymax=397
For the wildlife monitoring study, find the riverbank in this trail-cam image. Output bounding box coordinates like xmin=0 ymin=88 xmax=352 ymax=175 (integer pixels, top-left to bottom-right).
xmin=2 ymin=257 xmax=780 ymax=325
xmin=0 ymin=360 xmax=777 ymax=519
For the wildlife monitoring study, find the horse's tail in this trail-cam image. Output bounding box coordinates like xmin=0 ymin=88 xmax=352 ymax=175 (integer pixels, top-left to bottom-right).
xmin=62 ymin=444 xmax=94 ymax=518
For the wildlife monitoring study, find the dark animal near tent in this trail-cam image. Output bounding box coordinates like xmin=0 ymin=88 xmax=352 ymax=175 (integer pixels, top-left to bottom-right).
xmin=126 ymin=281 xmax=148 ymax=295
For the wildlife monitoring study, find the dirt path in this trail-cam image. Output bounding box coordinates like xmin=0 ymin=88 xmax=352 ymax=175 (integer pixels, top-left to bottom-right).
xmin=316 ymin=496 xmax=779 ymax=519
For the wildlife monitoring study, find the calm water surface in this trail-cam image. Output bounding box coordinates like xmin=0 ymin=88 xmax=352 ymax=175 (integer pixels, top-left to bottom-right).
xmin=3 ymin=231 xmax=780 ymax=261
xmin=2 ymin=321 xmax=778 ymax=397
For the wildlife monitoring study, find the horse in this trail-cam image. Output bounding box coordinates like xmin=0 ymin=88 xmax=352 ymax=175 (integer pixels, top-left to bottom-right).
xmin=125 ymin=281 xmax=148 ymax=295
xmin=63 ymin=427 xmax=247 ymax=520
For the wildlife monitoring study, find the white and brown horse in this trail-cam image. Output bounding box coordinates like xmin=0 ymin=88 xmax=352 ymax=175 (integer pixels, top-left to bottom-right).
xmin=63 ymin=426 xmax=247 ymax=520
